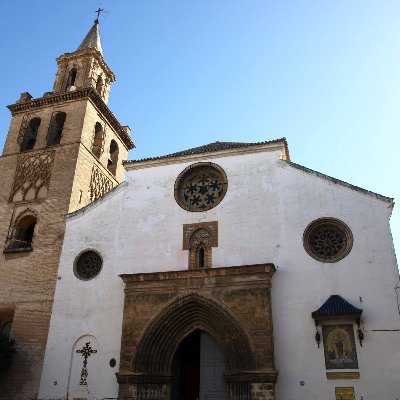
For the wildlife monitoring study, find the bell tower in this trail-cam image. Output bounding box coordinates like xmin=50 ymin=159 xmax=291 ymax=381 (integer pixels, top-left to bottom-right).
xmin=0 ymin=17 xmax=133 ymax=399
xmin=53 ymin=18 xmax=114 ymax=104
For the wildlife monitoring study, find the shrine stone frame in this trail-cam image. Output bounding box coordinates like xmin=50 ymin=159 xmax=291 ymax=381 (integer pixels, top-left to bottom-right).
xmin=117 ymin=264 xmax=278 ymax=400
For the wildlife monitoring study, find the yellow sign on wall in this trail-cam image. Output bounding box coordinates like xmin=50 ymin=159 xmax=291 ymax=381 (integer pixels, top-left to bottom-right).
xmin=335 ymin=387 xmax=355 ymax=400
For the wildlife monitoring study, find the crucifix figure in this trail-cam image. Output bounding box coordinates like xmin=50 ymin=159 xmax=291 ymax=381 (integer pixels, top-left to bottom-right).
xmin=76 ymin=341 xmax=97 ymax=386
xmin=94 ymin=7 xmax=104 ymax=24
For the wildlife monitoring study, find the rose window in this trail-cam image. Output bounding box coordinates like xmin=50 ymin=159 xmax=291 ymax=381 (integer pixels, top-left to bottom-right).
xmin=303 ymin=218 xmax=353 ymax=263
xmin=74 ymin=250 xmax=103 ymax=280
xmin=175 ymin=163 xmax=228 ymax=212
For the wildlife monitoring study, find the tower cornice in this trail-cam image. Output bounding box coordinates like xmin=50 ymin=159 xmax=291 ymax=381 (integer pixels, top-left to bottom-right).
xmin=7 ymin=87 xmax=134 ymax=150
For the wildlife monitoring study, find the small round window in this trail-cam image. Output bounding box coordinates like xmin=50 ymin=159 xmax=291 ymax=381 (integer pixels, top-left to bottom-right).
xmin=303 ymin=218 xmax=353 ymax=263
xmin=74 ymin=250 xmax=103 ymax=280
xmin=174 ymin=162 xmax=228 ymax=212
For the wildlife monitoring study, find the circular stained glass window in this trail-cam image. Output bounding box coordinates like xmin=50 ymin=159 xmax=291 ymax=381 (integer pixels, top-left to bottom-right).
xmin=303 ymin=218 xmax=353 ymax=263
xmin=74 ymin=250 xmax=103 ymax=280
xmin=174 ymin=162 xmax=228 ymax=212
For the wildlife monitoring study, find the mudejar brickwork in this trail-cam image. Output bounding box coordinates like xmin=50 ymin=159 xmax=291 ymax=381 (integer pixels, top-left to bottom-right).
xmin=0 ymin=19 xmax=133 ymax=399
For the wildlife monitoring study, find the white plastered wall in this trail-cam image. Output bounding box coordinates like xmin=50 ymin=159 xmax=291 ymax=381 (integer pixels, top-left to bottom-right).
xmin=273 ymin=160 xmax=400 ymax=400
xmin=39 ymin=148 xmax=400 ymax=399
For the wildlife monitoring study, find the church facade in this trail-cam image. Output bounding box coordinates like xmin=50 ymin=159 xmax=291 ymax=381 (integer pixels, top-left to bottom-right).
xmin=1 ymin=19 xmax=400 ymax=400
xmin=38 ymin=138 xmax=400 ymax=400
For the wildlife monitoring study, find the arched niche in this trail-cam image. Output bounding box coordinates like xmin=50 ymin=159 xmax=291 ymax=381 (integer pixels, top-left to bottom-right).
xmin=5 ymin=209 xmax=38 ymax=252
xmin=68 ymin=335 xmax=100 ymax=399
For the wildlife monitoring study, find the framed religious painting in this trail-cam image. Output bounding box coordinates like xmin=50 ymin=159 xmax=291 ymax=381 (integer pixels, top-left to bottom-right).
xmin=322 ymin=324 xmax=358 ymax=370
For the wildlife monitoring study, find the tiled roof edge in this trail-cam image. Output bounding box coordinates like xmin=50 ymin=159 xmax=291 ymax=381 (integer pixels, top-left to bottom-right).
xmin=66 ymin=182 xmax=126 ymax=220
xmin=123 ymin=138 xmax=288 ymax=165
xmin=286 ymin=161 xmax=393 ymax=204
xmin=312 ymin=295 xmax=363 ymax=319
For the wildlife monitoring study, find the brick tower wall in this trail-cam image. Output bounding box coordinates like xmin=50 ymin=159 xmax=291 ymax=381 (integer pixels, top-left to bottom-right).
xmin=0 ymin=94 xmax=128 ymax=399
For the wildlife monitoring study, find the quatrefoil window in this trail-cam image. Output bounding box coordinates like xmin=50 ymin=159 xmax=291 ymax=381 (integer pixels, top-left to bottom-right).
xmin=174 ymin=163 xmax=228 ymax=212
xmin=303 ymin=218 xmax=353 ymax=263
xmin=74 ymin=250 xmax=103 ymax=280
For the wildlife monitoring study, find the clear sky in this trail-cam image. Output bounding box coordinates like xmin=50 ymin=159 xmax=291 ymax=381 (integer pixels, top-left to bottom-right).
xmin=0 ymin=0 xmax=399 ymax=265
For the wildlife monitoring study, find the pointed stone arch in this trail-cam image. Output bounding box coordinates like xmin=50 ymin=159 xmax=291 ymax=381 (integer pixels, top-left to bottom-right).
xmin=118 ymin=264 xmax=277 ymax=399
xmin=133 ymin=292 xmax=256 ymax=376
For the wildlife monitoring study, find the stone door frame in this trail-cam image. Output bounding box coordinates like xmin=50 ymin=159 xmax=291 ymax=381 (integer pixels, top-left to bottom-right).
xmin=117 ymin=264 xmax=278 ymax=400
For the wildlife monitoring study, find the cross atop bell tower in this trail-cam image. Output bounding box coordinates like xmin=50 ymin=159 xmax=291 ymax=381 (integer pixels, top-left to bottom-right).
xmin=53 ymin=15 xmax=115 ymax=104
xmin=94 ymin=7 xmax=104 ymax=23
xmin=78 ymin=7 xmax=105 ymax=55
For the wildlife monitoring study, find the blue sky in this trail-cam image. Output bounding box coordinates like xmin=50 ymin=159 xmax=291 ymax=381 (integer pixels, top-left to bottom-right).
xmin=0 ymin=0 xmax=399 ymax=263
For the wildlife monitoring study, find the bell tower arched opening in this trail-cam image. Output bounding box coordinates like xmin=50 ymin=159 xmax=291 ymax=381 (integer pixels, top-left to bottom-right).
xmin=96 ymin=75 xmax=103 ymax=96
xmin=65 ymin=67 xmax=77 ymax=91
xmin=20 ymin=117 xmax=41 ymax=152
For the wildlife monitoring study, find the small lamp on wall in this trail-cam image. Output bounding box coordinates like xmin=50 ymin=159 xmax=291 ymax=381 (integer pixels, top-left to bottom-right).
xmin=357 ymin=319 xmax=364 ymax=346
xmin=314 ymin=319 xmax=321 ymax=348
xmin=315 ymin=328 xmax=321 ymax=348
xmin=357 ymin=326 xmax=364 ymax=347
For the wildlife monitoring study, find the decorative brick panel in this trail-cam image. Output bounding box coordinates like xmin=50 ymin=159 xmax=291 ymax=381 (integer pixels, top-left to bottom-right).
xmin=89 ymin=163 xmax=114 ymax=201
xmin=10 ymin=149 xmax=55 ymax=202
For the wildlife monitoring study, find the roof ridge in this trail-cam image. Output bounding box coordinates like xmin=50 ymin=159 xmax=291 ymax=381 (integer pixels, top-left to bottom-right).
xmin=286 ymin=161 xmax=393 ymax=203
xmin=124 ymin=138 xmax=287 ymax=165
xmin=312 ymin=294 xmax=363 ymax=320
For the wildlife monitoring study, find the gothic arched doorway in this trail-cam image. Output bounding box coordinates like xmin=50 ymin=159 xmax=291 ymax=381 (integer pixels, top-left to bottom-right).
xmin=118 ymin=264 xmax=277 ymax=400
xmin=171 ymin=329 xmax=226 ymax=400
